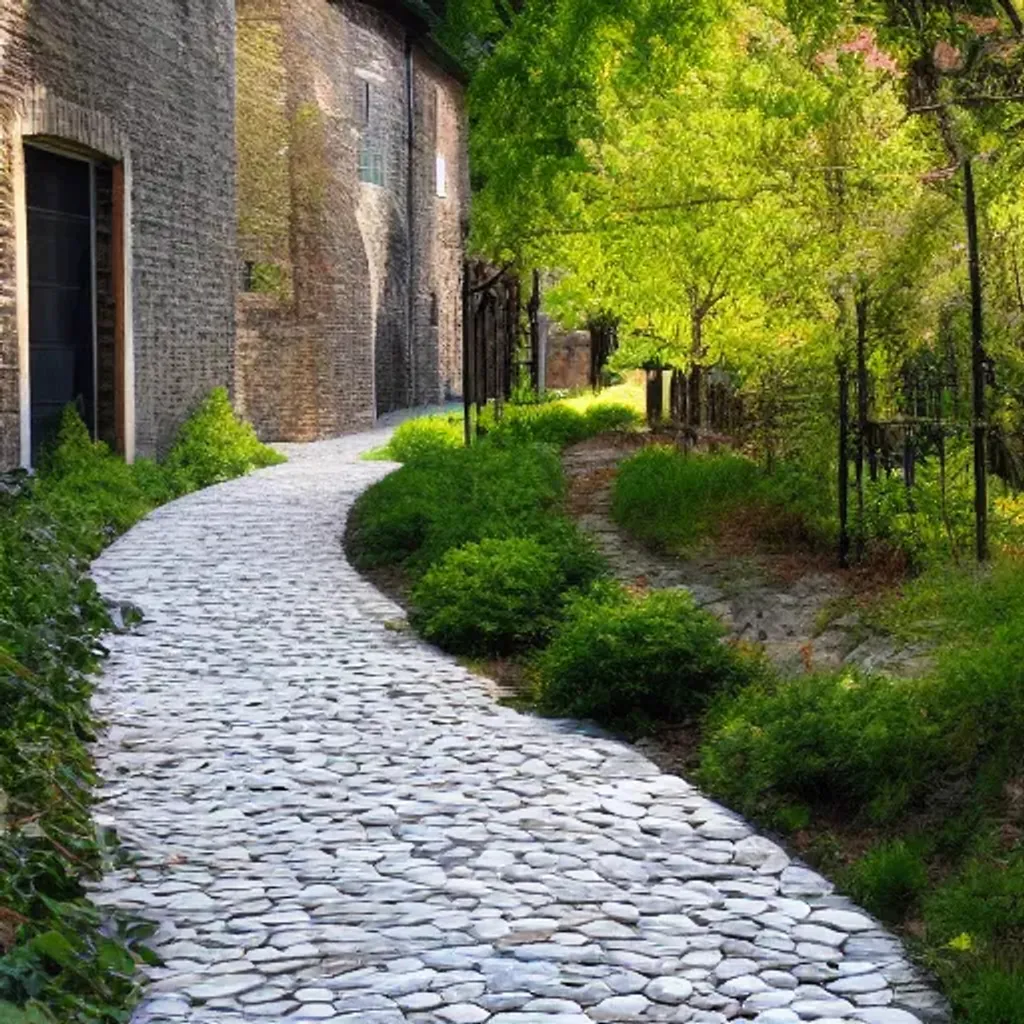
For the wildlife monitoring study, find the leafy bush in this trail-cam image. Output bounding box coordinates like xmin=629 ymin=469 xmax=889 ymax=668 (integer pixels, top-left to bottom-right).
xmin=844 ymin=840 xmax=929 ymax=922
xmin=698 ymin=670 xmax=941 ymax=824
xmin=163 ymin=387 xmax=284 ymax=491
xmin=536 ymin=586 xmax=752 ymax=732
xmin=386 ymin=414 xmax=463 ymax=464
xmin=347 ymin=442 xmax=567 ymax=574
xmin=411 ymin=536 xmax=584 ymax=655
xmin=32 ymin=410 xmax=160 ymax=556
xmin=0 ymin=396 xmax=283 ymax=1022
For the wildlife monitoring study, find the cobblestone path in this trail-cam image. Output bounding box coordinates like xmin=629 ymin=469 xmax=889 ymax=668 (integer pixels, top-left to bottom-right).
xmin=89 ymin=433 xmax=946 ymax=1024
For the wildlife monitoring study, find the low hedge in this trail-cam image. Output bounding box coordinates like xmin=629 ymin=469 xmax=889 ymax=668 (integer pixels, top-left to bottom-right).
xmin=385 ymin=414 xmax=464 ymax=465
xmin=536 ymin=585 xmax=756 ymax=733
xmin=410 ymin=536 xmax=593 ymax=655
xmin=347 ymin=442 xmax=567 ymax=575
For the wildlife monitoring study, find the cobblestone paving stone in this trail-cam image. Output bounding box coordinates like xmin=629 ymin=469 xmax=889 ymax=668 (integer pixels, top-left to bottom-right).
xmin=88 ymin=431 xmax=948 ymax=1024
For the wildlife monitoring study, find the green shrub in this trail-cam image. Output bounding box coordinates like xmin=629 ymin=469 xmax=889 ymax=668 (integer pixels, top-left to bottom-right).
xmin=612 ymin=446 xmax=765 ymax=549
xmin=536 ymin=586 xmax=751 ymax=732
xmin=533 ymin=517 xmax=607 ymax=590
xmin=698 ymin=670 xmax=941 ymax=824
xmin=163 ymin=387 xmax=284 ymax=491
xmin=411 ymin=537 xmax=572 ymax=655
xmin=387 ymin=414 xmax=464 ymax=464
xmin=347 ymin=442 xmax=566 ymax=574
xmin=844 ymin=840 xmax=929 ymax=922
xmin=32 ymin=409 xmax=157 ymax=556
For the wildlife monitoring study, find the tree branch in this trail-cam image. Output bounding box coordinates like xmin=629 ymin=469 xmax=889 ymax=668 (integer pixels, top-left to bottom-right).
xmin=907 ymin=93 xmax=1024 ymax=114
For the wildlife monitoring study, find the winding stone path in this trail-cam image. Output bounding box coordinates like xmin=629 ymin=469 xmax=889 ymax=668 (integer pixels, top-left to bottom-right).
xmin=89 ymin=431 xmax=946 ymax=1024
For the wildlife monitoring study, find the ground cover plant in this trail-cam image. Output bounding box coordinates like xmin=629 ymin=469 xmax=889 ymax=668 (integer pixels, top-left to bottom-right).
xmin=696 ymin=554 xmax=1024 ymax=1021
xmin=347 ymin=401 xmax=625 ymax=657
xmin=612 ymin=446 xmax=776 ymax=551
xmin=0 ymin=394 xmax=282 ymax=1023
xmin=410 ymin=536 xmax=577 ymax=655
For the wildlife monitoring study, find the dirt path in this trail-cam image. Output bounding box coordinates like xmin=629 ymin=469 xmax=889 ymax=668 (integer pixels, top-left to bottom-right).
xmin=563 ymin=436 xmax=931 ymax=680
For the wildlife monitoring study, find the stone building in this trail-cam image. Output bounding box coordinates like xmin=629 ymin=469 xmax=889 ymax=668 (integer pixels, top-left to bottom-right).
xmin=0 ymin=0 xmax=237 ymax=469
xmin=545 ymin=326 xmax=594 ymax=392
xmin=235 ymin=0 xmax=469 ymax=441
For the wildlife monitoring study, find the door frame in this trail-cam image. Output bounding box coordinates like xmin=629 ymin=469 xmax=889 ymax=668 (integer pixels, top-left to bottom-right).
xmin=14 ymin=113 xmax=135 ymax=468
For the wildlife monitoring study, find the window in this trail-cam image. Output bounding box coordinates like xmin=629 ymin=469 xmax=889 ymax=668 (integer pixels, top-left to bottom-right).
xmin=435 ymin=154 xmax=447 ymax=198
xmin=359 ymin=143 xmax=385 ymax=187
xmin=356 ymin=79 xmax=371 ymax=126
xmin=429 ymin=292 xmax=439 ymax=327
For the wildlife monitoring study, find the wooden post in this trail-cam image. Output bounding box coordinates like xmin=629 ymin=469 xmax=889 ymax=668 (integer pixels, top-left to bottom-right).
xmin=855 ymin=291 xmax=868 ymax=563
xmin=903 ymin=426 xmax=916 ymax=514
xmin=838 ymin=359 xmax=851 ymax=569
xmin=646 ymin=368 xmax=664 ymax=427
xmin=688 ymin=365 xmax=702 ymax=428
xmin=462 ymin=260 xmax=472 ymax=446
xmin=964 ymin=157 xmax=989 ymax=562
xmin=670 ymin=369 xmax=685 ymax=425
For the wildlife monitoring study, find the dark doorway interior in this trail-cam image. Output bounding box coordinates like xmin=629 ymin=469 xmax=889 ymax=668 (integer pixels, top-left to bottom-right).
xmin=26 ymin=145 xmax=94 ymax=461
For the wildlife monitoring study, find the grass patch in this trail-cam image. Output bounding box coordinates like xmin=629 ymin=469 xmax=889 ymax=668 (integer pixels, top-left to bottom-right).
xmin=612 ymin=446 xmax=832 ymax=554
xmin=612 ymin=446 xmax=764 ymax=550
xmin=844 ymin=839 xmax=930 ymax=923
xmin=0 ymin=394 xmax=282 ymax=1023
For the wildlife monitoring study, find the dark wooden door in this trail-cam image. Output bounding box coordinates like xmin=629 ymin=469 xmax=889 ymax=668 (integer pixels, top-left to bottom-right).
xmin=26 ymin=146 xmax=94 ymax=460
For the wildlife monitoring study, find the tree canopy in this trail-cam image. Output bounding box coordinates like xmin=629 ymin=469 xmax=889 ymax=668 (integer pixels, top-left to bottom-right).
xmin=447 ymin=0 xmax=1024 ymax=431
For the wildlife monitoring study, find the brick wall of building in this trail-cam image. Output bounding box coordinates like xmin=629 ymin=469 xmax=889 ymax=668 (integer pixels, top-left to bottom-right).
xmin=0 ymin=0 xmax=237 ymax=467
xmin=235 ymin=0 xmax=469 ymax=441
xmin=546 ymin=328 xmax=594 ymax=392
xmin=411 ymin=53 xmax=469 ymax=406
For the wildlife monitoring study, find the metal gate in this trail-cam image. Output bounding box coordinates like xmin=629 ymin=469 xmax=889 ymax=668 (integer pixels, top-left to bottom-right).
xmin=461 ymin=261 xmax=520 ymax=441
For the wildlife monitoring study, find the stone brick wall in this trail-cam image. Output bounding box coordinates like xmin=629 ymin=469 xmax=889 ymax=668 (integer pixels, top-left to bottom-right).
xmin=235 ymin=0 xmax=469 ymax=441
xmin=546 ymin=328 xmax=594 ymax=392
xmin=0 ymin=0 xmax=237 ymax=467
xmin=411 ymin=53 xmax=469 ymax=406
